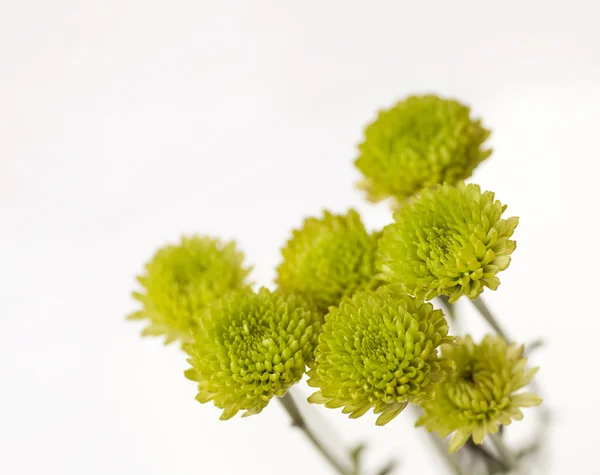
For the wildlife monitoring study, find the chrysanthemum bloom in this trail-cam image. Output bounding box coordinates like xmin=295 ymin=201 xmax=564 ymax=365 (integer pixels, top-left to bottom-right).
xmin=184 ymin=288 xmax=321 ymax=419
xmin=377 ymin=182 xmax=518 ymax=302
xmin=128 ymin=236 xmax=251 ymax=344
xmin=416 ymin=335 xmax=541 ymax=452
xmin=355 ymin=94 xmax=491 ymax=204
xmin=307 ymin=289 xmax=455 ymax=425
xmin=276 ymin=210 xmax=379 ymax=312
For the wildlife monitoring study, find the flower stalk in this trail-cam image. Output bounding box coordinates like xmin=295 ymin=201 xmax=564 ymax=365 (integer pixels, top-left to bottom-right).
xmin=279 ymin=391 xmax=350 ymax=475
xmin=489 ymin=433 xmax=518 ymax=471
xmin=471 ymin=296 xmax=511 ymax=341
xmin=427 ymin=432 xmax=466 ymax=475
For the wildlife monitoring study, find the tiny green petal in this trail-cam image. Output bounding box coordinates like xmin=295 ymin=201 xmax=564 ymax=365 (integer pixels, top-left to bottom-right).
xmin=511 ymin=393 xmax=543 ymax=407
xmin=449 ymin=429 xmax=471 ymax=453
xmin=472 ymin=425 xmax=486 ymax=445
xmin=516 ymin=367 xmax=540 ymax=390
xmin=375 ymin=402 xmax=408 ymax=426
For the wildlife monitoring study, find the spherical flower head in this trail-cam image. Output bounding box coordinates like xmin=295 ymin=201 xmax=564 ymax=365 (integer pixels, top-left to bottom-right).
xmin=276 ymin=209 xmax=379 ymax=312
xmin=355 ymin=94 xmax=491 ymax=204
xmin=184 ymin=288 xmax=321 ymax=420
xmin=416 ymin=335 xmax=541 ymax=452
xmin=128 ymin=236 xmax=251 ymax=344
xmin=307 ymin=289 xmax=455 ymax=426
xmin=377 ymin=182 xmax=518 ymax=303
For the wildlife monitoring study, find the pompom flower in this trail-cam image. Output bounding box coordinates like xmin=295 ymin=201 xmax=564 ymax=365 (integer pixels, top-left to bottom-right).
xmin=128 ymin=236 xmax=251 ymax=344
xmin=307 ymin=289 xmax=455 ymax=425
xmin=276 ymin=209 xmax=379 ymax=312
xmin=416 ymin=335 xmax=541 ymax=452
xmin=377 ymin=182 xmax=518 ymax=303
xmin=355 ymin=94 xmax=491 ymax=204
xmin=184 ymin=288 xmax=321 ymax=419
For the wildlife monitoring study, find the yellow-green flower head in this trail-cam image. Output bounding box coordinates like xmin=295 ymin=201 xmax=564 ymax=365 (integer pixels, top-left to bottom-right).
xmin=307 ymin=289 xmax=455 ymax=426
xmin=355 ymin=94 xmax=491 ymax=204
xmin=128 ymin=236 xmax=251 ymax=344
xmin=377 ymin=183 xmax=518 ymax=303
xmin=184 ymin=288 xmax=321 ymax=420
xmin=416 ymin=335 xmax=541 ymax=452
xmin=276 ymin=209 xmax=379 ymax=312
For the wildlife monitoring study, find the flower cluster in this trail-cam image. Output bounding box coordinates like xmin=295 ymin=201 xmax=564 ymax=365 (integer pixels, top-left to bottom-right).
xmin=127 ymin=91 xmax=543 ymax=464
xmin=184 ymin=288 xmax=321 ymax=419
xmin=128 ymin=236 xmax=251 ymax=344
xmin=276 ymin=209 xmax=379 ymax=312
xmin=416 ymin=335 xmax=542 ymax=452
xmin=378 ymin=182 xmax=518 ymax=302
xmin=355 ymin=94 xmax=491 ymax=204
xmin=307 ymin=289 xmax=455 ymax=425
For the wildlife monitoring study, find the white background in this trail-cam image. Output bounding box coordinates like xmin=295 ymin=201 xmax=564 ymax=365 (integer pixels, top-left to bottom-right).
xmin=2 ymin=1 xmax=599 ymax=474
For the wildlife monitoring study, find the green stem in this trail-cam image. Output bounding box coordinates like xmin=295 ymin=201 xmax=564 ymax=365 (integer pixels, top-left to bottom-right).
xmin=466 ymin=439 xmax=509 ymax=473
xmin=427 ymin=432 xmax=467 ymax=475
xmin=489 ymin=433 xmax=518 ymax=470
xmin=279 ymin=391 xmax=350 ymax=475
xmin=438 ymin=295 xmax=462 ymax=334
xmin=438 ymin=295 xmax=456 ymax=321
xmin=471 ymin=297 xmax=510 ymax=341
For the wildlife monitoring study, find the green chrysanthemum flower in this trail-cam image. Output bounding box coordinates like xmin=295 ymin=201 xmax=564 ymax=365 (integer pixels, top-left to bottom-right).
xmin=307 ymin=289 xmax=455 ymax=426
xmin=184 ymin=288 xmax=321 ymax=419
xmin=128 ymin=236 xmax=251 ymax=344
xmin=377 ymin=182 xmax=518 ymax=303
xmin=416 ymin=335 xmax=541 ymax=452
xmin=276 ymin=209 xmax=379 ymax=312
xmin=355 ymin=94 xmax=491 ymax=204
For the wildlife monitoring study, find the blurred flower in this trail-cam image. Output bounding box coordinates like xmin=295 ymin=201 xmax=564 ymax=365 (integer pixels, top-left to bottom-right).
xmin=355 ymin=94 xmax=491 ymax=204
xmin=276 ymin=209 xmax=379 ymax=312
xmin=307 ymin=289 xmax=455 ymax=425
xmin=128 ymin=236 xmax=251 ymax=344
xmin=377 ymin=182 xmax=518 ymax=302
xmin=184 ymin=288 xmax=321 ymax=419
xmin=416 ymin=335 xmax=541 ymax=452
